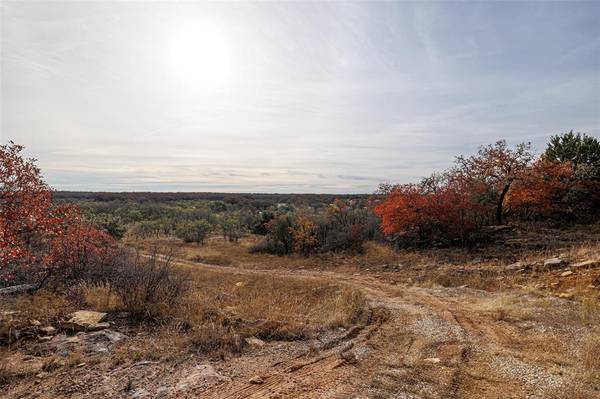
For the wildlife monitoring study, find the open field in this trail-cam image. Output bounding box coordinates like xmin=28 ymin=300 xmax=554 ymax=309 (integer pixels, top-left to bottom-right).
xmin=2 ymin=226 xmax=600 ymax=398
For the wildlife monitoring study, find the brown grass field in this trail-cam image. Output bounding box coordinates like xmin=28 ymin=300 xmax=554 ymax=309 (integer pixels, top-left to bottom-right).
xmin=2 ymin=225 xmax=600 ymax=398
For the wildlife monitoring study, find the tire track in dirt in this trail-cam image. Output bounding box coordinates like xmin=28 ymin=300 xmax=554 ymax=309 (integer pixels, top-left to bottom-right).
xmin=165 ymin=256 xmax=576 ymax=398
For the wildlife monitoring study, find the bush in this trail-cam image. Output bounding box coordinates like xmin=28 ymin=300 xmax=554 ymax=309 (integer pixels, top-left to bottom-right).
xmin=249 ymin=239 xmax=286 ymax=255
xmin=86 ymin=249 xmax=191 ymax=321
xmin=175 ymin=219 xmax=212 ymax=245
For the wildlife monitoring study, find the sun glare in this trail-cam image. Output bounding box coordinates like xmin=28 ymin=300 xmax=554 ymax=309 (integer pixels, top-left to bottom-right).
xmin=170 ymin=23 xmax=232 ymax=88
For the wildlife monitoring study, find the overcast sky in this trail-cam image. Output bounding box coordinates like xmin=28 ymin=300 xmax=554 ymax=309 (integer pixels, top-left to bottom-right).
xmin=1 ymin=1 xmax=599 ymax=193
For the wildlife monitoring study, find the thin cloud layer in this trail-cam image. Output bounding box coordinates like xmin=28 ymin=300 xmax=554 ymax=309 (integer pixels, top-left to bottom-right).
xmin=1 ymin=2 xmax=599 ymax=193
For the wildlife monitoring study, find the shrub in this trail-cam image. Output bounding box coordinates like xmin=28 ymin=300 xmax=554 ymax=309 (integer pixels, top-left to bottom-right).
xmin=374 ymin=173 xmax=489 ymax=246
xmin=96 ymin=250 xmax=191 ymax=320
xmin=248 ymin=239 xmax=286 ymax=255
xmin=175 ymin=219 xmax=212 ymax=245
xmin=219 ymin=217 xmax=244 ymax=243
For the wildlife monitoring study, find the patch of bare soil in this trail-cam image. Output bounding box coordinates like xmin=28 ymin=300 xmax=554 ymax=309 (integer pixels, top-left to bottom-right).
xmin=3 ymin=250 xmax=600 ymax=398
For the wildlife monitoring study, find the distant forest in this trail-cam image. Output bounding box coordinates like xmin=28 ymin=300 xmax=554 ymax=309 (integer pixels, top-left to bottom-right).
xmin=54 ymin=191 xmax=369 ymax=206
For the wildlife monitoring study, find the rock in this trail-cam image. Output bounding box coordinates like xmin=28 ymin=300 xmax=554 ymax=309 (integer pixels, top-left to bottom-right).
xmin=506 ymin=262 xmax=524 ymax=271
xmin=155 ymin=387 xmax=170 ymax=398
xmin=61 ymin=310 xmax=107 ymax=331
xmin=175 ymin=365 xmax=230 ymax=391
xmin=560 ymin=270 xmax=573 ymax=277
xmin=131 ymin=388 xmax=150 ymax=399
xmin=543 ymin=258 xmax=566 ymax=270
xmin=30 ymin=319 xmax=42 ymax=327
xmin=248 ymin=375 xmax=264 ymax=384
xmin=235 ymin=282 xmax=245 ymax=287
xmin=39 ymin=326 xmax=57 ymax=335
xmin=424 ymin=357 xmax=441 ymax=363
xmin=558 ymin=292 xmax=574 ymax=300
xmin=83 ymin=330 xmax=127 ymax=353
xmin=114 ymin=312 xmax=130 ymax=319
xmin=0 ymin=284 xmax=36 ymax=296
xmin=341 ymin=350 xmax=358 ymax=364
xmin=245 ymin=337 xmax=266 ymax=348
xmin=47 ymin=329 xmax=126 ymax=356
xmin=572 ymin=259 xmax=600 ymax=269
xmin=87 ymin=322 xmax=110 ymax=332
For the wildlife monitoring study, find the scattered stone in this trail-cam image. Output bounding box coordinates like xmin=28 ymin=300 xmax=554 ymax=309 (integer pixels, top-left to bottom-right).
xmin=87 ymin=322 xmax=110 ymax=332
xmin=506 ymin=262 xmax=524 ymax=271
xmin=131 ymin=388 xmax=150 ymax=399
xmin=114 ymin=312 xmax=130 ymax=319
xmin=572 ymin=259 xmax=599 ymax=269
xmin=543 ymin=258 xmax=566 ymax=270
xmin=132 ymin=360 xmax=159 ymax=367
xmin=341 ymin=350 xmax=358 ymax=364
xmin=0 ymin=284 xmax=36 ymax=296
xmin=47 ymin=329 xmax=126 ymax=356
xmin=175 ymin=365 xmax=230 ymax=391
xmin=61 ymin=310 xmax=107 ymax=331
xmin=245 ymin=337 xmax=266 ymax=348
xmin=234 ymin=282 xmax=245 ymax=287
xmin=550 ymin=282 xmax=559 ymax=287
xmin=35 ymin=372 xmax=49 ymax=379
xmin=30 ymin=319 xmax=42 ymax=327
xmin=560 ymin=270 xmax=573 ymax=277
xmin=39 ymin=326 xmax=57 ymax=335
xmin=558 ymin=292 xmax=574 ymax=300
xmin=424 ymin=357 xmax=441 ymax=363
xmin=155 ymin=387 xmax=170 ymax=398
xmin=248 ymin=375 xmax=264 ymax=384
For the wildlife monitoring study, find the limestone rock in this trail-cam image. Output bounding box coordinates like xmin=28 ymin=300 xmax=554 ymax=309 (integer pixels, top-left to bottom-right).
xmin=560 ymin=270 xmax=573 ymax=277
xmin=175 ymin=365 xmax=230 ymax=391
xmin=248 ymin=375 xmax=264 ymax=384
xmin=39 ymin=326 xmax=57 ymax=335
xmin=245 ymin=337 xmax=266 ymax=348
xmin=61 ymin=310 xmax=107 ymax=331
xmin=543 ymin=258 xmax=566 ymax=270
xmin=572 ymin=259 xmax=599 ymax=269
xmin=47 ymin=329 xmax=126 ymax=356
xmin=558 ymin=292 xmax=574 ymax=300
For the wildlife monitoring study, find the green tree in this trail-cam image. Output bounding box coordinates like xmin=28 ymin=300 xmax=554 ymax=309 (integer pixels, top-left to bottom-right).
xmin=175 ymin=220 xmax=212 ymax=245
xmin=543 ymin=131 xmax=600 ymax=168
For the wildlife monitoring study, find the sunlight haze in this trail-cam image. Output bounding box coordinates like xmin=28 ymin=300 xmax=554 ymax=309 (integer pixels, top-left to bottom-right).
xmin=1 ymin=1 xmax=599 ymax=192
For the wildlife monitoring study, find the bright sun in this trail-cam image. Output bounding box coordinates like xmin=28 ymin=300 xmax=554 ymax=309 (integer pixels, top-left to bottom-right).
xmin=170 ymin=23 xmax=232 ymax=88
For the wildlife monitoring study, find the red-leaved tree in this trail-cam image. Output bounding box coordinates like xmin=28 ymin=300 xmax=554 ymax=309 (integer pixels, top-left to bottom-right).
xmin=0 ymin=142 xmax=114 ymax=287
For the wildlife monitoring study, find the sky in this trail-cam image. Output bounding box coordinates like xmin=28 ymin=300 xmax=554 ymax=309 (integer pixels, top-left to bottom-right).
xmin=1 ymin=1 xmax=599 ymax=193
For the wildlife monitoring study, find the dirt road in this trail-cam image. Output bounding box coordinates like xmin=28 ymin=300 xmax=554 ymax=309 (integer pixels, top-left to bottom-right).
xmin=172 ymin=258 xmax=593 ymax=399
xmin=4 ymin=256 xmax=596 ymax=399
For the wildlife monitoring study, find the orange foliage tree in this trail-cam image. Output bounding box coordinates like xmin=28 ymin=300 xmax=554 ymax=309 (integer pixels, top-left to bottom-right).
xmin=0 ymin=142 xmax=114 ymax=287
xmin=507 ymin=159 xmax=576 ymax=219
xmin=375 ymin=172 xmax=489 ymax=244
xmin=454 ymin=140 xmax=533 ymax=224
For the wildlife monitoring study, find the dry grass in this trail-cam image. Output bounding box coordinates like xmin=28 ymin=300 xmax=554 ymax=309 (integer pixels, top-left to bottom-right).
xmin=0 ymin=349 xmax=9 ymax=387
xmin=76 ymin=282 xmax=123 ymax=312
xmin=582 ymin=333 xmax=600 ymax=384
xmin=74 ymin=263 xmax=366 ymax=362
xmin=1 ymin=290 xmax=75 ymax=328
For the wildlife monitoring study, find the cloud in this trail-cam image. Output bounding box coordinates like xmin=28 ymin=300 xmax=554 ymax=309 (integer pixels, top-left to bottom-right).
xmin=2 ymin=1 xmax=599 ymax=192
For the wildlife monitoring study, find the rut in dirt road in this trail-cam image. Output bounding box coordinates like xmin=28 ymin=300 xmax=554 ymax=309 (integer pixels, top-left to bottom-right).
xmin=153 ymin=257 xmax=594 ymax=398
